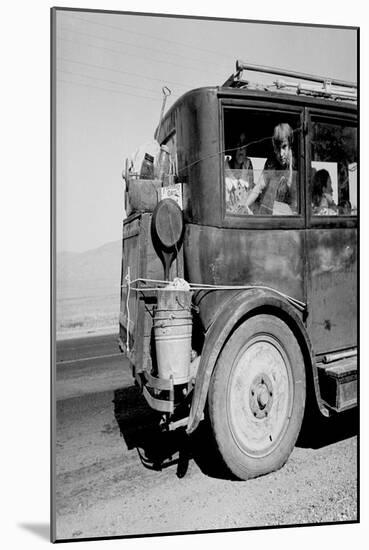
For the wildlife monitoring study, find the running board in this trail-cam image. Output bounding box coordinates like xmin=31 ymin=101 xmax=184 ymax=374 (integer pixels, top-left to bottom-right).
xmin=317 ymin=355 xmax=357 ymax=412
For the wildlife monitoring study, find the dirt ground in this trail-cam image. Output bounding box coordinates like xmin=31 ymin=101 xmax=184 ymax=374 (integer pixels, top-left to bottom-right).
xmin=54 ymin=385 xmax=357 ymax=541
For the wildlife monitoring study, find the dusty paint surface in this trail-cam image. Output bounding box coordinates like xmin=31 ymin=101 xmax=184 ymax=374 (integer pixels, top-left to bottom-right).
xmin=306 ymin=228 xmax=357 ymax=354
xmin=185 ymin=224 xmax=305 ymax=330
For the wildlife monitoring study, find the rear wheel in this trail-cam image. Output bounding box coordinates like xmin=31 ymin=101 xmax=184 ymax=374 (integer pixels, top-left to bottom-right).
xmin=208 ymin=314 xmax=306 ymax=480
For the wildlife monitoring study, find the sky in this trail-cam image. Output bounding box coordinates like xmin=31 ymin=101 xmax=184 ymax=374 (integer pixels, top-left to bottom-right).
xmin=54 ymin=10 xmax=357 ymax=253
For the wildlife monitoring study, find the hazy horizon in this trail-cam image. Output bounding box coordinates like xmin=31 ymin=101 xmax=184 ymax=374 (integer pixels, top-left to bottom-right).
xmin=57 ymin=237 xmax=120 ymax=255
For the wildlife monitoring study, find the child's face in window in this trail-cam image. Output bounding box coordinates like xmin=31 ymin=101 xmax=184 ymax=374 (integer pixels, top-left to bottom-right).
xmin=235 ymin=145 xmax=247 ymax=165
xmin=323 ymin=180 xmax=333 ymax=202
xmin=274 ymin=138 xmax=291 ymax=167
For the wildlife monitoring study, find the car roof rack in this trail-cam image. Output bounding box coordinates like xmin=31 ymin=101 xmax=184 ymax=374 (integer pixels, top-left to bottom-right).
xmin=223 ymin=60 xmax=357 ymax=101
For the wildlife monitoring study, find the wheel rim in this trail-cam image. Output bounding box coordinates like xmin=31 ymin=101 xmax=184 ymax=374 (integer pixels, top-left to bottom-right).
xmin=227 ymin=333 xmax=294 ymax=458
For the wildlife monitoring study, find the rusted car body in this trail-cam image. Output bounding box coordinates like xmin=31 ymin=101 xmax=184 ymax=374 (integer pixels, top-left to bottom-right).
xmin=119 ymin=63 xmax=357 ymax=480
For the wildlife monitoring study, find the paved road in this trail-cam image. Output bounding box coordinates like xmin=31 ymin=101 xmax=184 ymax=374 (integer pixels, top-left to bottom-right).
xmin=56 ymin=333 xmax=121 ymax=364
xmin=56 ymin=333 xmax=131 ymax=400
xmin=54 ymin=334 xmax=358 ymax=541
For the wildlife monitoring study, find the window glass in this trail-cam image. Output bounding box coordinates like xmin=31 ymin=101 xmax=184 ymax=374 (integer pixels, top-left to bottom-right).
xmin=310 ymin=119 xmax=357 ymax=216
xmin=223 ymin=108 xmax=301 ymax=216
xmin=164 ymin=132 xmax=178 ymax=178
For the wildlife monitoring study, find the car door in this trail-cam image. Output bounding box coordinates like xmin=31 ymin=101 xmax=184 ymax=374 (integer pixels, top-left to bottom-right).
xmin=305 ymin=109 xmax=357 ymax=355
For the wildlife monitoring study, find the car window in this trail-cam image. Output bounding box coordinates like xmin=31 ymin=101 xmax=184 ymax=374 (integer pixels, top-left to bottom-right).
xmin=310 ymin=119 xmax=357 ymax=217
xmin=223 ymin=108 xmax=301 ymax=217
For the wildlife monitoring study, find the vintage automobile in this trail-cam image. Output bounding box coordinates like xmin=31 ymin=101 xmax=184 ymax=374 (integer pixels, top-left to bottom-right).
xmin=119 ymin=61 xmax=357 ymax=480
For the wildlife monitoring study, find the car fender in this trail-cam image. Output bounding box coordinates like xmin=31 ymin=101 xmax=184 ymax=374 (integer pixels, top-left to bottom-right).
xmin=187 ymin=288 xmax=323 ymax=434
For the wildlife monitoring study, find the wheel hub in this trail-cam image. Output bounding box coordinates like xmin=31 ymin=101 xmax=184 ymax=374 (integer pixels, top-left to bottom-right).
xmin=249 ymin=374 xmax=273 ymax=419
xmin=227 ymin=335 xmax=293 ymax=457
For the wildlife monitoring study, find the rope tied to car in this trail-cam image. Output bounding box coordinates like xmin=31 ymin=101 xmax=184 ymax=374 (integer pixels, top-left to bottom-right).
xmin=122 ymin=274 xmax=306 ymax=315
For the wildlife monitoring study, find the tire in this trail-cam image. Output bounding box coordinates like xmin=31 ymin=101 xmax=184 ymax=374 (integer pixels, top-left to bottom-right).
xmin=208 ymin=314 xmax=306 ymax=480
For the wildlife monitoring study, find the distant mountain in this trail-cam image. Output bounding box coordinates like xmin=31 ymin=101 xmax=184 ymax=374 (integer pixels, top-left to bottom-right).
xmin=56 ymin=240 xmax=122 ymax=332
xmin=57 ymin=240 xmax=122 ymax=299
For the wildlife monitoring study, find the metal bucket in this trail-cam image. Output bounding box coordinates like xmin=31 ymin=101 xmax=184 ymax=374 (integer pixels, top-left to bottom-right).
xmin=153 ymin=289 xmax=192 ymax=384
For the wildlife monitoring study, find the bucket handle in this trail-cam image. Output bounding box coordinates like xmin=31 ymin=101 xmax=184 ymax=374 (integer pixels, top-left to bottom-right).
xmin=155 ymin=320 xmax=192 ymax=329
xmin=155 ymin=311 xmax=191 ymax=320
xmin=176 ymin=295 xmax=193 ymax=310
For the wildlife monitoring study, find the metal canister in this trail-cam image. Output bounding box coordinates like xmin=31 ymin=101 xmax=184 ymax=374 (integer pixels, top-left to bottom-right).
xmin=156 ymin=145 xmax=171 ymax=182
xmin=140 ymin=153 xmax=155 ymax=179
xmin=153 ymin=289 xmax=192 ymax=384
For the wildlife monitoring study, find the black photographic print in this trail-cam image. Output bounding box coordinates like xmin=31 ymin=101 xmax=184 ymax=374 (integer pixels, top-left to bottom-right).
xmin=51 ymin=6 xmax=358 ymax=543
